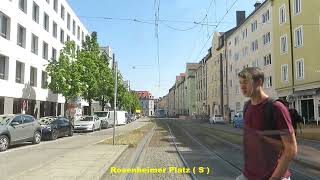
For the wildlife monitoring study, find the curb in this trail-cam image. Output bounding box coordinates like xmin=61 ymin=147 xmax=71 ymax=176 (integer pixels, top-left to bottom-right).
xmin=98 ymin=145 xmax=129 ymax=180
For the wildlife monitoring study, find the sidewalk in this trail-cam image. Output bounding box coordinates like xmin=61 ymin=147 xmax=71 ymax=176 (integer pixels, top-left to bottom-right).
xmin=9 ymin=118 xmax=152 ymax=180
xmin=11 ymin=144 xmax=128 ymax=180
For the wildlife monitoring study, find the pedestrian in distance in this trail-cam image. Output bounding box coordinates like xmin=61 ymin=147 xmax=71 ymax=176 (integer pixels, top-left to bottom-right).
xmin=236 ymin=67 xmax=297 ymax=180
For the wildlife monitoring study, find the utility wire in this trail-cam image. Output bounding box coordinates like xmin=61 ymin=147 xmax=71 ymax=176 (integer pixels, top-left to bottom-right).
xmin=195 ymin=0 xmax=239 ymax=61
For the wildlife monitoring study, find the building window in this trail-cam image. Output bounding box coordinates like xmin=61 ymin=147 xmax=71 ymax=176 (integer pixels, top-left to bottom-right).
xmin=264 ymin=54 xmax=272 ymax=66
xmin=262 ymin=10 xmax=270 ymax=23
xmin=236 ymin=85 xmax=240 ymax=94
xmin=41 ymin=71 xmax=47 ymax=88
xmin=31 ymin=33 xmax=38 ymax=55
xmin=30 ymin=67 xmax=37 ymax=87
xmin=251 ymin=20 xmax=257 ymax=32
xmin=77 ymin=26 xmax=80 ymax=40
xmin=263 ymin=32 xmax=271 ymax=45
xmin=294 ymin=26 xmax=303 ymax=47
xmin=242 ymin=28 xmax=247 ymax=39
xmin=0 ymin=11 xmax=11 ymax=40
xmin=251 ymin=40 xmax=258 ymax=52
xmin=265 ymin=76 xmax=272 ymax=88
xmin=72 ymin=20 xmax=76 ymax=35
xmin=67 ymin=13 xmax=70 ymax=30
xmin=19 ymin=0 xmax=27 ymax=13
xmin=81 ymin=31 xmax=84 ymax=42
xmin=294 ymin=0 xmax=301 ymax=15
xmin=60 ymin=5 xmax=65 ymax=20
xmin=66 ymin=35 xmax=70 ymax=41
xmin=281 ymin=64 xmax=289 ymax=82
xmin=52 ymin=47 xmax=57 ymax=61
xmin=0 ymin=97 xmax=4 ymax=115
xmin=60 ymin=29 xmax=64 ymax=44
xmin=53 ymin=0 xmax=58 ymax=12
xmin=52 ymin=21 xmax=57 ymax=38
xmin=279 ymin=5 xmax=286 ymax=24
xmin=234 ymin=36 xmax=239 ymax=46
xmin=234 ymin=52 xmax=239 ymax=61
xmin=252 ymin=59 xmax=259 ymax=67
xmin=0 ymin=55 xmax=9 ymax=80
xmin=32 ymin=2 xmax=39 ymax=23
xmin=296 ymin=58 xmax=304 ymax=80
xmin=17 ymin=24 xmax=26 ymax=48
xmin=42 ymin=41 xmax=48 ymax=60
xmin=43 ymin=13 xmax=49 ymax=32
xmin=16 ymin=61 xmax=25 ymax=83
xmin=280 ymin=35 xmax=288 ymax=54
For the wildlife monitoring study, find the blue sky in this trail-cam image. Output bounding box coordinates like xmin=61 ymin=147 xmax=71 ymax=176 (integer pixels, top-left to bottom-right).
xmin=68 ymin=0 xmax=257 ymax=98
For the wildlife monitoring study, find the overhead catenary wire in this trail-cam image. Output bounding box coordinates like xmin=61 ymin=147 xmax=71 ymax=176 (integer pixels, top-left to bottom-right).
xmin=195 ymin=0 xmax=239 ymax=61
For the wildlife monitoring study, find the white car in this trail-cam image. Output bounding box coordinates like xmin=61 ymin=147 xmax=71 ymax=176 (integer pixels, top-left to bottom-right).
xmin=209 ymin=115 xmax=225 ymax=124
xmin=74 ymin=116 xmax=101 ymax=132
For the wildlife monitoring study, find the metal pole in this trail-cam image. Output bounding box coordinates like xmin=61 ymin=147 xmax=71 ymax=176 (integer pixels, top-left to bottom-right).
xmin=288 ymin=0 xmax=295 ymax=101
xmin=112 ymin=60 xmax=118 ymax=145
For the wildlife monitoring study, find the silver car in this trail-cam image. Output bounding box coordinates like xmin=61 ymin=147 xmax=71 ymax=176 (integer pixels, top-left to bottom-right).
xmin=0 ymin=114 xmax=42 ymax=152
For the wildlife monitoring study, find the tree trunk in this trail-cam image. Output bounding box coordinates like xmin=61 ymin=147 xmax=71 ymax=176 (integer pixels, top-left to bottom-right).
xmin=64 ymin=99 xmax=68 ymax=117
xmin=88 ymin=99 xmax=92 ymax=115
xmin=101 ymin=96 xmax=105 ymax=111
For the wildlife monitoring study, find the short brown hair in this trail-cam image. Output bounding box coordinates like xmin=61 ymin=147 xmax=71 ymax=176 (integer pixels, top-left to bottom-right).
xmin=238 ymin=67 xmax=264 ymax=83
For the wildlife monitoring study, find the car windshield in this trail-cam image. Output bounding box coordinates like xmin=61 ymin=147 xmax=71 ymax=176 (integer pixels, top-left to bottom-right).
xmin=80 ymin=117 xmax=94 ymax=121
xmin=38 ymin=117 xmax=56 ymax=125
xmin=0 ymin=115 xmax=14 ymax=125
xmin=93 ymin=112 xmax=108 ymax=117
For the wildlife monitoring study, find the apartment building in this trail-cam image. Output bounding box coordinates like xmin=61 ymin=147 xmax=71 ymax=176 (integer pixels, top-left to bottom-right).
xmin=185 ymin=63 xmax=200 ymax=115
xmin=272 ymin=0 xmax=320 ymax=122
xmin=0 ymin=0 xmax=89 ymax=117
xmin=195 ymin=49 xmax=211 ymax=115
xmin=227 ymin=1 xmax=276 ymax=116
xmin=136 ymin=91 xmax=154 ymax=116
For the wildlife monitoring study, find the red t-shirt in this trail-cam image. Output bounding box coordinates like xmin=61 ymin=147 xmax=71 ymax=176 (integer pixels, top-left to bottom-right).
xmin=243 ymin=98 xmax=294 ymax=180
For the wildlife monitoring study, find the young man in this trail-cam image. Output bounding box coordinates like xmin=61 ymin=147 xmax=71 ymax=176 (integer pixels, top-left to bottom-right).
xmin=236 ymin=67 xmax=297 ymax=180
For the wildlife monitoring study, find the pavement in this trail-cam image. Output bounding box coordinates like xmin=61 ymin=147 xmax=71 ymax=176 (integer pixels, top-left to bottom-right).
xmin=11 ymin=145 xmax=128 ymax=180
xmin=4 ymin=117 xmax=152 ymax=180
xmin=195 ymin=120 xmax=320 ymax=171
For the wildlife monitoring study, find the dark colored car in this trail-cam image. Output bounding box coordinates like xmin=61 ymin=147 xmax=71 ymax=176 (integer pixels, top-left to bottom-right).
xmin=0 ymin=114 xmax=42 ymax=152
xmin=39 ymin=117 xmax=74 ymax=140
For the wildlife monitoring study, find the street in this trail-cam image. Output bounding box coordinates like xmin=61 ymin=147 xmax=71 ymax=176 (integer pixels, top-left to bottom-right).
xmin=105 ymin=118 xmax=320 ymax=180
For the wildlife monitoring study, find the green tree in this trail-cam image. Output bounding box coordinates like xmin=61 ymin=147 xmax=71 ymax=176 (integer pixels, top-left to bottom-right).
xmin=46 ymin=41 xmax=83 ymax=114
xmin=78 ymin=32 xmax=101 ymax=115
xmin=94 ymin=50 xmax=114 ymax=111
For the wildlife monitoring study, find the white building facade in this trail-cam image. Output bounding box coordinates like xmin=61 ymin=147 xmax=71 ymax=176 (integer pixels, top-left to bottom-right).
xmin=227 ymin=1 xmax=276 ymax=116
xmin=0 ymin=0 xmax=88 ymax=117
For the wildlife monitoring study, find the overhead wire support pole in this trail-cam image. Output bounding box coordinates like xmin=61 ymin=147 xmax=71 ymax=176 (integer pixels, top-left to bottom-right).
xmin=112 ymin=55 xmax=118 ymax=146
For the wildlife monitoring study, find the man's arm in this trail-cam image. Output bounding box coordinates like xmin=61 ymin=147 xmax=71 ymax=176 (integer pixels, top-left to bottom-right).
xmin=269 ymin=133 xmax=298 ymax=180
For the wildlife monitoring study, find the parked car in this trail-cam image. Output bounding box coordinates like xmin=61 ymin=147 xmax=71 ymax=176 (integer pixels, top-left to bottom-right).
xmin=0 ymin=114 xmax=42 ymax=152
xmin=93 ymin=111 xmax=110 ymax=129
xmin=39 ymin=116 xmax=74 ymax=140
xmin=74 ymin=116 xmax=101 ymax=132
xmin=209 ymin=114 xmax=225 ymax=124
xmin=233 ymin=112 xmax=244 ymax=128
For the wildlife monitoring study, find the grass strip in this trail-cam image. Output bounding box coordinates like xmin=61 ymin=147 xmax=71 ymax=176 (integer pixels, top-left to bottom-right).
xmin=99 ymin=122 xmax=154 ymax=148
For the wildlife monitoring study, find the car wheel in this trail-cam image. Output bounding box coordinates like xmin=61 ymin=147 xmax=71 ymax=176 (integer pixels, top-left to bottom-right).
xmin=32 ymin=131 xmax=41 ymax=144
xmin=0 ymin=135 xmax=9 ymax=152
xmin=51 ymin=129 xmax=58 ymax=140
xmin=68 ymin=127 xmax=74 ymax=136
